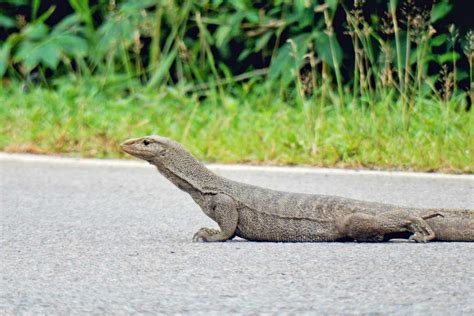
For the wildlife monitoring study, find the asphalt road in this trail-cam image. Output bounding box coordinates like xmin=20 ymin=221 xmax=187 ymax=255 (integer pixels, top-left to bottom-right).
xmin=1 ymin=154 xmax=473 ymax=315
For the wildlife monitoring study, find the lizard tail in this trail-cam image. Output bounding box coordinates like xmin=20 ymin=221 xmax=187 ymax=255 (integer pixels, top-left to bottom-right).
xmin=423 ymin=208 xmax=474 ymax=241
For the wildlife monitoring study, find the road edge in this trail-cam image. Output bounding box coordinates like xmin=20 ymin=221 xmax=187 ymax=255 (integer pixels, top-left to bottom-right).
xmin=1 ymin=152 xmax=472 ymax=180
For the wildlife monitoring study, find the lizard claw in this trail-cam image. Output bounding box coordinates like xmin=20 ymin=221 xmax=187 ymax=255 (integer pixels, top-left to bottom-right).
xmin=192 ymin=233 xmax=206 ymax=242
xmin=409 ymin=233 xmax=429 ymax=243
xmin=192 ymin=227 xmax=220 ymax=242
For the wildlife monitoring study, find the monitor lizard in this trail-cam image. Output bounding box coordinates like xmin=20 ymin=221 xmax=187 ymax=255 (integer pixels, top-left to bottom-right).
xmin=121 ymin=135 xmax=473 ymax=242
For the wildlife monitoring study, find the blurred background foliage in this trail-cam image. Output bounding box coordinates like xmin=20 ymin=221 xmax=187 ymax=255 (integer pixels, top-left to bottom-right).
xmin=0 ymin=0 xmax=473 ymax=171
xmin=1 ymin=0 xmax=472 ymax=101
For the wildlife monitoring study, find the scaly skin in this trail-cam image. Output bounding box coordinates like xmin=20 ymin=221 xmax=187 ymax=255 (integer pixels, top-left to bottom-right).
xmin=121 ymin=135 xmax=474 ymax=242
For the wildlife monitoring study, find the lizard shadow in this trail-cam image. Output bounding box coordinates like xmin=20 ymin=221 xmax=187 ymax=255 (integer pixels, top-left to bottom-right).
xmin=225 ymin=231 xmax=413 ymax=243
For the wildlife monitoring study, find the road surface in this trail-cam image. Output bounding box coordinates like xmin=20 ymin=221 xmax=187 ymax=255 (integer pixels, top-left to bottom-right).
xmin=1 ymin=154 xmax=473 ymax=314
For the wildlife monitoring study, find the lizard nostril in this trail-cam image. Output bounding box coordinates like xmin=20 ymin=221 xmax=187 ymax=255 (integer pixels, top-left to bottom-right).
xmin=121 ymin=138 xmax=137 ymax=148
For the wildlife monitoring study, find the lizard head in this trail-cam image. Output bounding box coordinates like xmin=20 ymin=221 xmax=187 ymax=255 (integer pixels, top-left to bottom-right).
xmin=121 ymin=135 xmax=176 ymax=162
xmin=121 ymin=135 xmax=220 ymax=192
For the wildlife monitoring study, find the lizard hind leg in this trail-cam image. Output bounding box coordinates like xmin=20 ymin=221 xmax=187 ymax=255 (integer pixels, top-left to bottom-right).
xmin=336 ymin=211 xmax=437 ymax=243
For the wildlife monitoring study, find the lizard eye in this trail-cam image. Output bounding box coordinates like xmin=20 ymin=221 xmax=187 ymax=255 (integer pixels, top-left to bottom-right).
xmin=143 ymin=139 xmax=150 ymax=146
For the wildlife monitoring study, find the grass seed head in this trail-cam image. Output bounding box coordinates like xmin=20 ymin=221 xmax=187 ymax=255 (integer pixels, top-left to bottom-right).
xmin=381 ymin=11 xmax=394 ymax=35
xmin=440 ymin=64 xmax=454 ymax=101
xmin=463 ymin=31 xmax=474 ymax=59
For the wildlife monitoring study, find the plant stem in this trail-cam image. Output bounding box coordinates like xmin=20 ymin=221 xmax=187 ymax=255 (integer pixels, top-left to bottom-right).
xmin=390 ymin=0 xmax=403 ymax=93
xmin=195 ymin=12 xmax=224 ymax=99
xmin=404 ymin=21 xmax=411 ymax=100
xmin=352 ymin=36 xmax=359 ymax=106
xmin=149 ymin=6 xmax=163 ymax=74
xmin=324 ymin=9 xmax=344 ymax=107
xmin=452 ymin=42 xmax=457 ymax=92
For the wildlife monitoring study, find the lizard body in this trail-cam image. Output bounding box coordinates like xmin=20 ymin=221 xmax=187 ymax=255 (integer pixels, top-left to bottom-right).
xmin=121 ymin=135 xmax=473 ymax=242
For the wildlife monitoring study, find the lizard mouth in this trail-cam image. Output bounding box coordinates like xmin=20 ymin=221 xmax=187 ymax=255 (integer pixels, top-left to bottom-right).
xmin=121 ymin=138 xmax=156 ymax=161
xmin=121 ymin=137 xmax=139 ymax=147
xmin=120 ymin=140 xmax=135 ymax=155
xmin=121 ymin=139 xmax=142 ymax=156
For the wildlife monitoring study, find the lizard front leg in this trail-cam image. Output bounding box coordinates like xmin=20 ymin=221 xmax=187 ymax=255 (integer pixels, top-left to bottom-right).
xmin=336 ymin=209 xmax=441 ymax=242
xmin=193 ymin=193 xmax=238 ymax=242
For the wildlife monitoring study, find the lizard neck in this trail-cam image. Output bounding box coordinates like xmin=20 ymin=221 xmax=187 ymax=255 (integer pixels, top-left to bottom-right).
xmin=151 ymin=153 xmax=224 ymax=195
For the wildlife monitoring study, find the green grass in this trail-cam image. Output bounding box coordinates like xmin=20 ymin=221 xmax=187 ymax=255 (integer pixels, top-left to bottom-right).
xmin=1 ymin=78 xmax=472 ymax=173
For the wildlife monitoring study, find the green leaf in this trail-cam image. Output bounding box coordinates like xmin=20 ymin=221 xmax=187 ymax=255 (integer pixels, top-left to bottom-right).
xmin=14 ymin=42 xmax=42 ymax=71
xmin=215 ymin=25 xmax=232 ymax=49
xmin=269 ymin=43 xmax=291 ymax=81
xmin=35 ymin=5 xmax=56 ymax=24
xmin=314 ymin=31 xmax=342 ymax=69
xmin=326 ymin=0 xmax=339 ymax=12
xmin=23 ymin=23 xmax=48 ymax=40
xmin=294 ymin=0 xmax=306 ymax=14
xmin=147 ymin=48 xmax=178 ymax=89
xmin=212 ymin=0 xmax=223 ymax=7
xmin=437 ymin=52 xmax=460 ymax=64
xmin=56 ymin=34 xmax=88 ymax=56
xmin=254 ymin=32 xmax=272 ymax=52
xmin=231 ymin=0 xmax=247 ymax=11
xmin=431 ymin=0 xmax=452 ymax=23
xmin=431 ymin=34 xmax=447 ymax=47
xmin=40 ymin=43 xmax=61 ymax=69
xmin=292 ymin=33 xmax=312 ymax=61
xmin=389 ymin=0 xmax=398 ymax=12
xmin=13 ymin=41 xmax=32 ymax=62
xmin=238 ymin=48 xmax=252 ymax=61
xmin=0 ymin=42 xmax=12 ymax=77
xmin=0 ymin=13 xmax=15 ymax=28
xmin=0 ymin=0 xmax=28 ymax=4
xmin=269 ymin=34 xmax=311 ymax=84
xmin=31 ymin=0 xmax=40 ymax=20
xmin=120 ymin=0 xmax=156 ymax=11
xmin=456 ymin=70 xmax=468 ymax=81
xmin=68 ymin=0 xmax=94 ymax=32
xmin=244 ymin=10 xmax=259 ymax=23
xmin=51 ymin=14 xmax=83 ymax=34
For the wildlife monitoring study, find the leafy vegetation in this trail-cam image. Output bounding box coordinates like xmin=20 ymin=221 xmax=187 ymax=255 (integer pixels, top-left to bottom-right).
xmin=0 ymin=0 xmax=472 ymax=172
xmin=1 ymin=78 xmax=472 ymax=172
